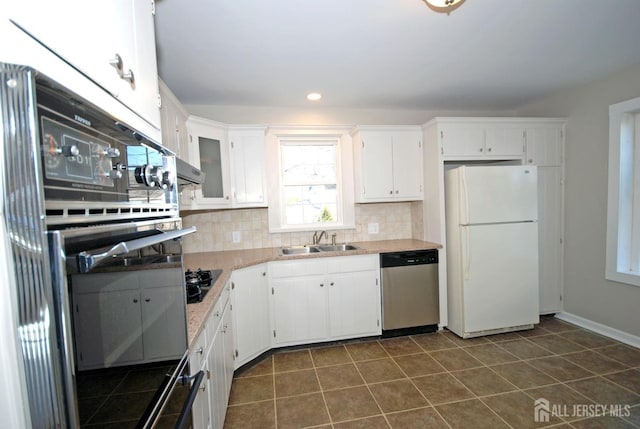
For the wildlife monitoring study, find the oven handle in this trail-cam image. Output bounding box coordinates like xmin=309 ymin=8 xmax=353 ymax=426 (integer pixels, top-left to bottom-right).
xmin=175 ymin=370 xmax=205 ymax=429
xmin=77 ymin=226 xmax=196 ymax=273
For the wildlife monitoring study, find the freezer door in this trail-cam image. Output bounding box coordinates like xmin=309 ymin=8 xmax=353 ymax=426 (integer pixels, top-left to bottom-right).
xmin=458 ymin=166 xmax=538 ymax=224
xmin=461 ymin=223 xmax=539 ymax=333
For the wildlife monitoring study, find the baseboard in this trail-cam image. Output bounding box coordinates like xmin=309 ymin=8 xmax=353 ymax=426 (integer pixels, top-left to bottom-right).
xmin=556 ymin=311 xmax=640 ymax=349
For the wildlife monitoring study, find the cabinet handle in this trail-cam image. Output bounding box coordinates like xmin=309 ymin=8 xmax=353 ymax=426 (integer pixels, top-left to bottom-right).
xmin=225 ymin=195 xmax=230 ymax=200
xmin=109 ymin=53 xmax=123 ymax=72
xmin=395 ymin=190 xmax=399 ymax=194
xmin=215 ymin=311 xmax=220 ymax=317
xmin=479 ymin=148 xmax=484 ymax=152
xmin=330 ymin=282 xmax=334 ymax=286
xmin=528 ymin=159 xmax=534 ymax=163
xmin=231 ymin=282 xmax=235 ymax=290
xmin=389 ymin=190 xmax=393 ymax=195
xmin=133 ymin=298 xmax=138 ymax=303
xmin=320 ymin=283 xmax=324 ymax=287
xmin=487 ymin=147 xmax=492 ymax=152
xmin=144 ymin=298 xmax=150 ymax=302
xmin=262 ymin=272 xmax=266 ymax=276
xmin=122 ymin=69 xmax=135 ymax=85
xmin=196 ymin=347 xmax=203 ymax=355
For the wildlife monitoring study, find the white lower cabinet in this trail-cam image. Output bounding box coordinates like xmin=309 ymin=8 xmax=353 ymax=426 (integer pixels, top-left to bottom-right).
xmin=269 ymin=254 xmax=381 ymax=346
xmin=190 ymin=280 xmax=234 ymax=429
xmin=231 ymin=264 xmax=271 ymax=368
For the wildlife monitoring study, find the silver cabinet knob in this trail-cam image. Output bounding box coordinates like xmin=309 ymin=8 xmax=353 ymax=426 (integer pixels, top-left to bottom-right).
xmin=109 ymin=54 xmax=123 ymax=72
xmin=122 ymin=69 xmax=135 ymax=85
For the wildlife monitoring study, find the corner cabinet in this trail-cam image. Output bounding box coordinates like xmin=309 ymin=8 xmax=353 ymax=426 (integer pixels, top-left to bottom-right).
xmin=352 ymin=126 xmax=423 ymax=202
xmin=159 ymin=80 xmax=189 ymax=159
xmin=228 ymin=126 xmax=268 ymax=207
xmin=7 ymin=0 xmax=161 ymax=130
xmin=231 ymin=263 xmax=271 ymax=368
xmin=269 ymin=254 xmax=381 ymax=346
xmin=181 ymin=116 xmax=232 ymax=209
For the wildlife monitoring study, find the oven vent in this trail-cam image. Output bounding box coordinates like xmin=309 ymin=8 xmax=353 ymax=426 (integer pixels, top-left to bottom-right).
xmin=44 ymin=205 xmax=179 ymax=225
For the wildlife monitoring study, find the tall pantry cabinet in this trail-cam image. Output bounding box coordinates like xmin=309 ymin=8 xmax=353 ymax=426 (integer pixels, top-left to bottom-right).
xmin=422 ymin=118 xmax=565 ymax=325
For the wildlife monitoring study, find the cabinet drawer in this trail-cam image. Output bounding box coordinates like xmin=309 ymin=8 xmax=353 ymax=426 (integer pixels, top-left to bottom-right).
xmin=326 ymin=254 xmax=379 ymax=273
xmin=269 ymin=259 xmax=326 ymax=278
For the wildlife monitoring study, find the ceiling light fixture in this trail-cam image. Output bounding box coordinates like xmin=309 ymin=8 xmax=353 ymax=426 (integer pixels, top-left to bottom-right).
xmin=423 ymin=0 xmax=465 ymax=13
xmin=306 ymin=92 xmax=322 ymax=101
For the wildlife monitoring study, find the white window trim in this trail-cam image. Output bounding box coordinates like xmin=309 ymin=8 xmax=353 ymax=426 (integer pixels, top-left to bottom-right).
xmin=265 ymin=126 xmax=355 ymax=233
xmin=606 ymin=96 xmax=640 ymax=286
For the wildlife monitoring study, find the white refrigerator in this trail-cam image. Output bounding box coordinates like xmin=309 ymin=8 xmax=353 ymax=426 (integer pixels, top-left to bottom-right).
xmin=445 ymin=165 xmax=539 ymax=338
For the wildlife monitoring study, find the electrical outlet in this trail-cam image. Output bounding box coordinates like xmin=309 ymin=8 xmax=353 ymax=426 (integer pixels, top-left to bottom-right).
xmin=232 ymin=231 xmax=241 ymax=243
xmin=368 ymin=223 xmax=379 ymax=234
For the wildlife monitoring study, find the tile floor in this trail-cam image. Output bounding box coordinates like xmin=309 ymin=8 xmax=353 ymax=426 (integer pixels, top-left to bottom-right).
xmin=224 ymin=317 xmax=640 ymax=429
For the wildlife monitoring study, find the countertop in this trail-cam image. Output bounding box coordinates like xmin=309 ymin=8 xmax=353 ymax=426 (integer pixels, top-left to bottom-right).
xmin=183 ymin=239 xmax=442 ymax=348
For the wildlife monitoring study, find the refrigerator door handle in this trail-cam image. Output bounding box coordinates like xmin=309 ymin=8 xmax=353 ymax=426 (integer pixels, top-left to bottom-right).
xmin=462 ymin=227 xmax=471 ymax=280
xmin=460 ymin=168 xmax=470 ymax=225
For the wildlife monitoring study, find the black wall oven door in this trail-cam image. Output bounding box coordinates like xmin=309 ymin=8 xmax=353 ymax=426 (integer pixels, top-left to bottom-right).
xmin=48 ymin=218 xmax=197 ymax=428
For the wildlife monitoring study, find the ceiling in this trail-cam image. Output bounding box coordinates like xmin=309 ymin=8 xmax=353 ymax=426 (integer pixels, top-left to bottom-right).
xmin=154 ymin=0 xmax=640 ymax=112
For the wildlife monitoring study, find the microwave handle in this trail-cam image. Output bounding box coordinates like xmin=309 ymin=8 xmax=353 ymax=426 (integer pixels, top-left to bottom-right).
xmin=77 ymin=226 xmax=196 ymax=273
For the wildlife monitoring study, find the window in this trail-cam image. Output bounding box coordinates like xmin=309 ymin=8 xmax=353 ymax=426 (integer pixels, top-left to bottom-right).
xmin=606 ymin=96 xmax=640 ymax=286
xmin=266 ymin=128 xmax=355 ymax=232
xmin=281 ymin=141 xmax=339 ymax=226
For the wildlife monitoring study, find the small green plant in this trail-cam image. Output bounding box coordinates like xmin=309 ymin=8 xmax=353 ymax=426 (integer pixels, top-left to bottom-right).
xmin=317 ymin=206 xmax=334 ymax=222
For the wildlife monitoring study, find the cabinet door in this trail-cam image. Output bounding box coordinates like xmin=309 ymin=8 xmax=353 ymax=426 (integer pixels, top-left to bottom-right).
xmin=221 ymin=306 xmax=235 ymax=404
xmin=484 ymin=124 xmax=525 ymax=157
xmin=141 ymin=286 xmax=187 ymax=360
xmin=440 ymin=123 xmax=485 ymax=157
xmin=538 ymin=166 xmax=563 ymax=313
xmin=187 ymin=119 xmax=231 ymax=208
xmin=271 ymin=276 xmax=329 ymax=345
xmin=361 ymin=133 xmax=394 ymax=199
xmin=8 ymin=1 xmax=118 ymax=96
xmin=208 ymin=326 xmax=226 ymax=429
xmin=392 ymin=132 xmax=423 ymax=199
xmin=329 ymin=270 xmax=381 ymax=338
xmin=229 ymin=131 xmax=267 ymax=207
xmin=526 ymin=127 xmax=563 ymax=166
xmin=74 ymin=290 xmax=143 ymax=369
xmin=232 ymin=265 xmax=270 ymax=367
xmin=112 ymin=0 xmax=161 ymax=129
xmin=189 ymin=332 xmax=210 ymax=429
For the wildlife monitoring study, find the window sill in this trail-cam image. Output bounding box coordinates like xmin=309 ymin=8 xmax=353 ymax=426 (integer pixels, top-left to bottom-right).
xmin=605 ymin=269 xmax=640 ymax=287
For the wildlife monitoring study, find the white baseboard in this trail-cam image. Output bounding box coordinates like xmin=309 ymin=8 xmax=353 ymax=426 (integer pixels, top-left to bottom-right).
xmin=556 ymin=312 xmax=640 ymax=349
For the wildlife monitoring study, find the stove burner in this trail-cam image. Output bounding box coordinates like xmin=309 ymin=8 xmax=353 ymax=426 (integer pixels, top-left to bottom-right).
xmin=185 ymin=268 xmax=222 ymax=304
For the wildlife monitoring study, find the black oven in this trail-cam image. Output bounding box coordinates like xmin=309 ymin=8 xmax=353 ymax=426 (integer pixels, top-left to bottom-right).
xmin=1 ymin=62 xmax=200 ymax=429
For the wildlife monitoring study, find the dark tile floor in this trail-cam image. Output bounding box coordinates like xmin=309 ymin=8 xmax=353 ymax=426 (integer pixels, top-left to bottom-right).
xmin=225 ymin=317 xmax=640 ymax=429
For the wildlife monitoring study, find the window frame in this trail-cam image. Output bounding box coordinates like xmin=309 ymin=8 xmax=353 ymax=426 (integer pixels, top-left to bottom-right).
xmin=606 ymin=96 xmax=640 ymax=286
xmin=266 ymin=126 xmax=355 ymax=233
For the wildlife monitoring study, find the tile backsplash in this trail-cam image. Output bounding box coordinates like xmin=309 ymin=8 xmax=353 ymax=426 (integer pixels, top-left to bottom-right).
xmin=182 ymin=202 xmax=424 ymax=253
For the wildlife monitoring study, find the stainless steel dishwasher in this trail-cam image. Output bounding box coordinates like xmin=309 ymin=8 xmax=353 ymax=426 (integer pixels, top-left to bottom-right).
xmin=381 ymin=249 xmax=439 ymax=337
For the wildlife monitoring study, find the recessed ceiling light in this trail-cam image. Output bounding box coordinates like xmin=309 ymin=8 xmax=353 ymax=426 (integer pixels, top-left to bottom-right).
xmin=306 ymin=92 xmax=322 ymax=101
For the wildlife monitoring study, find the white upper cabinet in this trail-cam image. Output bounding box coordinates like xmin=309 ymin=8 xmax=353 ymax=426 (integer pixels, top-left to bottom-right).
xmin=8 ymin=0 xmax=161 ymax=130
xmin=159 ymin=80 xmax=189 ymax=157
xmin=438 ymin=119 xmax=525 ymax=160
xmin=525 ymin=124 xmax=564 ymax=166
xmin=352 ymin=126 xmax=423 ymax=202
xmin=182 ymin=116 xmax=232 ymax=209
xmin=228 ymin=126 xmax=268 ymax=207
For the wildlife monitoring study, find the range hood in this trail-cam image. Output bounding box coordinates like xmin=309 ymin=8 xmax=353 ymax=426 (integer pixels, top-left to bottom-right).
xmin=176 ymin=157 xmax=204 ymax=186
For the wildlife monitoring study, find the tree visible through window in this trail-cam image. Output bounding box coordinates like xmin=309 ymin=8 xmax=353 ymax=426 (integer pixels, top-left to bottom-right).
xmin=281 ymin=141 xmax=339 ymax=226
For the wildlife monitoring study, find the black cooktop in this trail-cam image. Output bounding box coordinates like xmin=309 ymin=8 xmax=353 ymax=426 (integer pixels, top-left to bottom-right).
xmin=185 ymin=268 xmax=222 ymax=304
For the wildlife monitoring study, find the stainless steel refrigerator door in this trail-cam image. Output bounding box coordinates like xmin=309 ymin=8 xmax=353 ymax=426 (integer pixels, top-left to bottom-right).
xmin=381 ymin=264 xmax=439 ymax=330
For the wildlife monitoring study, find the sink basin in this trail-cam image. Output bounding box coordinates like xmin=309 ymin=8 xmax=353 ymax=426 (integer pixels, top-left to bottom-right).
xmin=279 ymin=246 xmax=321 ymax=255
xmin=152 ymin=254 xmax=183 ymax=264
xmin=317 ymin=244 xmax=359 ymax=252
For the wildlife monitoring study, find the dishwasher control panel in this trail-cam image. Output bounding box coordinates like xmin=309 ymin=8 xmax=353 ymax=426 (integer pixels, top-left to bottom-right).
xmin=380 ymin=249 xmax=438 ymax=268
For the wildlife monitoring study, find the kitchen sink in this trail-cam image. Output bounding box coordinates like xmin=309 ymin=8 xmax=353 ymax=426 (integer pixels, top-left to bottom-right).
xmin=316 ymin=244 xmax=359 ymax=252
xmin=278 ymin=243 xmax=359 ymax=255
xmin=278 ymin=246 xmax=321 ymax=255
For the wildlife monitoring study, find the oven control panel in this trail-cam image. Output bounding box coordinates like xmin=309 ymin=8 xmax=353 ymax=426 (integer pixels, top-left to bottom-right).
xmin=42 ymin=117 xmax=124 ymax=188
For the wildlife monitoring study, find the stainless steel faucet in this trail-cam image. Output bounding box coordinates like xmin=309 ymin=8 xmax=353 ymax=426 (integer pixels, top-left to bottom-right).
xmin=312 ymin=230 xmax=327 ymax=245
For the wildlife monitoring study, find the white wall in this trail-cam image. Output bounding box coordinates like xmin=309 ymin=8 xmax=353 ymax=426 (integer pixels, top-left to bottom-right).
xmin=517 ymin=63 xmax=640 ymax=337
